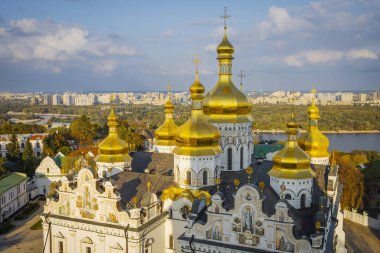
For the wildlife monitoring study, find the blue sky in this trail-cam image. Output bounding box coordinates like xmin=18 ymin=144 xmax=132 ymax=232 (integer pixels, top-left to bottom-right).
xmin=0 ymin=0 xmax=379 ymax=92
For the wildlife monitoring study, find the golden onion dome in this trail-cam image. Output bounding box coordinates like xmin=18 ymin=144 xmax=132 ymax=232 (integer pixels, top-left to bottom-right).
xmin=203 ymin=29 xmax=253 ymax=123
xmin=217 ymin=34 xmax=234 ymax=56
xmin=173 ymin=70 xmax=221 ymax=156
xmin=95 ymin=108 xmax=132 ymax=164
xmin=268 ymin=114 xmax=316 ymax=180
xmin=154 ymin=98 xmax=179 ymax=146
xmin=298 ymin=97 xmax=330 ymax=158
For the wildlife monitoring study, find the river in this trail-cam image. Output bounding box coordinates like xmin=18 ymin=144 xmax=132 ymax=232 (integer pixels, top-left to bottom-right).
xmin=256 ymin=133 xmax=380 ymax=152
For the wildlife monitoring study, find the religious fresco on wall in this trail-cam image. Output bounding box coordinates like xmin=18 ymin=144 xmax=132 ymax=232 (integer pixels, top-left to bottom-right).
xmin=231 ymin=205 xmax=265 ymax=246
xmin=276 ymin=228 xmax=294 ymax=252
xmin=206 ymin=223 xmax=222 ymax=241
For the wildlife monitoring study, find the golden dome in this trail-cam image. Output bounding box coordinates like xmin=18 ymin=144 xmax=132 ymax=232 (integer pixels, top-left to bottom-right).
xmin=298 ymin=95 xmax=330 ymax=158
xmin=161 ymin=185 xmax=211 ymax=205
xmin=154 ymin=98 xmax=179 ymax=146
xmin=173 ymin=70 xmax=221 ymax=156
xmin=203 ymin=28 xmax=253 ymax=123
xmin=268 ymin=114 xmax=316 ymax=179
xmin=95 ymin=108 xmax=132 ymax=163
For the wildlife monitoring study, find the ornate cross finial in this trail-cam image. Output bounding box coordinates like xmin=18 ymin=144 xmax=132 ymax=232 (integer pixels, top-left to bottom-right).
xmin=310 ymin=85 xmax=318 ymax=104
xmin=238 ymin=70 xmax=246 ymax=92
xmin=192 ymin=54 xmax=201 ymax=79
xmin=167 ymin=84 xmax=171 ymax=93
xmin=221 ymin=7 xmax=230 ymax=31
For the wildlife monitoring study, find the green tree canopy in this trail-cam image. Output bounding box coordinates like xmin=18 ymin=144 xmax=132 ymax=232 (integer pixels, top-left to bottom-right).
xmin=6 ymin=133 xmax=20 ymax=161
xmin=43 ymin=127 xmax=73 ymax=156
xmin=22 ymin=138 xmax=34 ymax=161
xmin=70 ymin=115 xmax=96 ymax=146
xmin=117 ymin=119 xmax=144 ymax=151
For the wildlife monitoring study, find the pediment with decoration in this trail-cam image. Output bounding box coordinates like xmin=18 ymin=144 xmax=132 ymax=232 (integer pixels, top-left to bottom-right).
xmin=45 ymin=167 xmax=129 ymax=226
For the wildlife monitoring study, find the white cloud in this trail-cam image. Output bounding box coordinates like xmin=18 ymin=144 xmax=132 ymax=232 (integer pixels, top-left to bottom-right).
xmin=204 ymin=43 xmax=217 ymax=52
xmin=347 ymin=49 xmax=378 ymax=60
xmin=0 ymin=18 xmax=141 ymax=69
xmin=284 ymin=49 xmax=378 ymax=67
xmin=10 ymin=18 xmax=39 ymax=33
xmin=93 ymin=60 xmax=117 ymax=75
xmin=258 ymin=6 xmax=313 ymax=39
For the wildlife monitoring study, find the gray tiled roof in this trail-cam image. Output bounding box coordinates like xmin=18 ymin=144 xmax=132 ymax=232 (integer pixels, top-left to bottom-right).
xmin=111 ymin=170 xmax=174 ymax=209
xmin=130 ymin=152 xmax=173 ymax=175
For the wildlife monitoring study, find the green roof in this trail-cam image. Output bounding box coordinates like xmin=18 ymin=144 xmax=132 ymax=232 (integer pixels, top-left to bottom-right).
xmin=0 ymin=172 xmax=27 ymax=195
xmin=254 ymin=143 xmax=284 ymax=158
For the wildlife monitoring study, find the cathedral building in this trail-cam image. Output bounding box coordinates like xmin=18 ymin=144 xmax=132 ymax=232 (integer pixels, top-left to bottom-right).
xmin=41 ymin=9 xmax=343 ymax=253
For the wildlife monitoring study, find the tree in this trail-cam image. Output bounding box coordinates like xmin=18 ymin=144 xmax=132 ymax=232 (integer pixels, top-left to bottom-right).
xmin=0 ymin=157 xmax=6 ymax=176
xmin=337 ymin=154 xmax=365 ymax=210
xmin=6 ymin=133 xmax=20 ymax=161
xmin=43 ymin=127 xmax=73 ymax=156
xmin=22 ymin=138 xmax=34 ymax=161
xmin=70 ymin=115 xmax=96 ymax=146
xmin=117 ymin=120 xmax=144 ymax=151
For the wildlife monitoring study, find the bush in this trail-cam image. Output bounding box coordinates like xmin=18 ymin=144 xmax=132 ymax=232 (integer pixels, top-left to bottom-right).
xmin=30 ymin=219 xmax=43 ymax=230
xmin=0 ymin=220 xmax=15 ymax=234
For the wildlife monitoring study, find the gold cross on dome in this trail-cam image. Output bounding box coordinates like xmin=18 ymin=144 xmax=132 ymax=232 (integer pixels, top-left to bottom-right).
xmin=238 ymin=70 xmax=246 ymax=91
xmin=167 ymin=84 xmax=172 ymax=93
xmin=192 ymin=54 xmax=201 ymax=76
xmin=221 ymin=7 xmax=230 ymax=30
xmin=310 ymin=85 xmax=317 ymax=103
xmin=310 ymin=84 xmax=317 ymax=94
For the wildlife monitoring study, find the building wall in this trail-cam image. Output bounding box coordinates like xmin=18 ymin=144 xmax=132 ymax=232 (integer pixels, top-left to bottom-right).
xmin=212 ymin=122 xmax=253 ymax=171
xmin=0 ymin=179 xmax=28 ymax=223
xmin=269 ymin=176 xmax=313 ymax=209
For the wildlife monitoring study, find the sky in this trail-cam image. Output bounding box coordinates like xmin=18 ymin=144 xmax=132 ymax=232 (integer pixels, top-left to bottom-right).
xmin=0 ymin=0 xmax=379 ymax=92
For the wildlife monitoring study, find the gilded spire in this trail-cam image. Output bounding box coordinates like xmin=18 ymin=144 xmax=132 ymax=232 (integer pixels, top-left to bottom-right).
xmin=238 ymin=70 xmax=245 ymax=92
xmin=221 ymin=6 xmax=230 ymax=33
xmin=190 ymin=54 xmax=205 ymax=102
xmin=172 ymin=55 xmax=221 ymax=156
xmin=298 ymin=85 xmax=329 ymax=158
xmin=154 ymin=84 xmax=178 ymax=147
xmin=202 ymin=8 xmax=253 ymax=123
xmin=268 ymin=114 xmax=316 ymax=179
xmin=95 ymin=108 xmax=132 ymax=164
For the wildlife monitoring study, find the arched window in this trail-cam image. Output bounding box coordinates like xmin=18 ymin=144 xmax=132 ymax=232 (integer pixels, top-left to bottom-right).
xmin=227 ymin=148 xmax=232 ymax=170
xmin=186 ymin=171 xmax=191 ymax=185
xmin=300 ymin=194 xmax=306 ymax=209
xmin=285 ymin=194 xmax=291 ymax=200
xmin=240 ymin=147 xmax=244 ymax=170
xmin=21 ymin=143 xmax=25 ymax=149
xmin=203 ymin=171 xmax=208 ymax=185
xmin=36 ymin=142 xmax=40 ymax=148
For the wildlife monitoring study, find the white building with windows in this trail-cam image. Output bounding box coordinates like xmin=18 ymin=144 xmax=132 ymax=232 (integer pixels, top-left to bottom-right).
xmin=34 ymin=153 xmax=66 ymax=196
xmin=0 ymin=172 xmax=29 ymax=223
xmin=0 ymin=133 xmax=46 ymax=158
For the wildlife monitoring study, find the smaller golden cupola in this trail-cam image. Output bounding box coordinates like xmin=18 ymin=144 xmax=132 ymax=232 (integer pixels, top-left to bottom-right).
xmin=95 ymin=108 xmax=132 ymax=163
xmin=268 ymin=114 xmax=316 ymax=179
xmin=154 ymin=95 xmax=179 ymax=147
xmin=298 ymin=87 xmax=330 ymax=158
xmin=172 ymin=55 xmax=221 ymax=156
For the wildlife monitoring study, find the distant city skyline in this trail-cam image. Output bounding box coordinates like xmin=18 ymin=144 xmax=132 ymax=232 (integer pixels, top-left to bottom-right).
xmin=0 ymin=0 xmax=379 ymax=92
